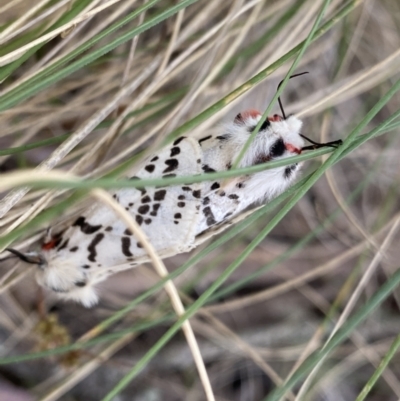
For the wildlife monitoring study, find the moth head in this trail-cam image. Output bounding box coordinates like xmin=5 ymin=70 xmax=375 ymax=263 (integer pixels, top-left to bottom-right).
xmin=232 ymin=71 xmax=342 ymax=166
xmin=233 ymin=109 xmax=304 ymax=167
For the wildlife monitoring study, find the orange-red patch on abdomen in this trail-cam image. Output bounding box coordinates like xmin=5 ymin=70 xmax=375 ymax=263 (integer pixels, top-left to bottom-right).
xmin=285 ymin=143 xmax=301 ymax=154
xmin=42 ymin=240 xmax=57 ymax=250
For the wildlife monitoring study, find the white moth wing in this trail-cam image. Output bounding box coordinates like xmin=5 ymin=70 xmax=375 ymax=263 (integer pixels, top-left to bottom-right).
xmin=195 ymin=205 xmax=262 ymax=247
xmin=39 ymin=136 xmax=203 ymax=304
xmin=126 ymin=135 xmax=204 ymax=256
xmin=194 ymin=132 xmax=257 ymax=235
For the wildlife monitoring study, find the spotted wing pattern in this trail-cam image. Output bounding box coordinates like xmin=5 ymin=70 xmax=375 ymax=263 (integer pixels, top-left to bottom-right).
xmin=40 ymin=137 xmax=203 ymax=302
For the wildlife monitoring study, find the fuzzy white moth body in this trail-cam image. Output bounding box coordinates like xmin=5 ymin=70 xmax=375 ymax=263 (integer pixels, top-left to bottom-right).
xmin=13 ymin=111 xmax=308 ymax=306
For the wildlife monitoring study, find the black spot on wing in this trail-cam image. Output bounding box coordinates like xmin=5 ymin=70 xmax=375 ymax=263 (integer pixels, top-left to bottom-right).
xmin=122 ymin=237 xmax=133 ymax=256
xmin=216 ymin=134 xmax=230 ymax=141
xmin=138 ymin=205 xmax=150 ymax=214
xmin=141 ymin=195 xmax=151 ymax=203
xmin=177 ymin=202 xmax=185 ymax=208
xmin=154 ymin=190 xmax=166 ymax=201
xmin=173 ymin=136 xmax=186 ymax=145
xmin=151 ymin=156 xmax=159 ymax=162
xmin=203 ymin=206 xmax=216 ymax=226
xmin=73 ymin=217 xmax=102 ymax=234
xmin=192 ymin=189 xmax=201 ymax=198
xmin=74 ymin=281 xmax=86 ymax=288
xmin=170 ymin=147 xmax=181 ymax=157
xmin=150 ymin=203 xmax=161 ymax=216
xmin=69 ymin=246 xmax=79 ymax=252
xmin=210 ymin=182 xmax=220 ymax=190
xmin=163 ymin=159 xmax=179 ymax=173
xmin=87 ymin=233 xmax=104 ymax=262
xmin=136 ymin=215 xmax=143 ymax=225
xmin=202 ymin=164 xmax=216 ymax=173
xmin=145 ymin=164 xmax=155 ymax=173
xmin=199 ymin=135 xmax=212 ymax=144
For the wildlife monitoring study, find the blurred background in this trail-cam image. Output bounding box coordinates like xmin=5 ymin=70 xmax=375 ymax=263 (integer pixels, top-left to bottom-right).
xmin=0 ymin=0 xmax=400 ymax=400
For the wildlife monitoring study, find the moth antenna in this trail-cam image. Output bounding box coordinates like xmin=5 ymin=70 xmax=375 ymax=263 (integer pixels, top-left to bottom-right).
xmin=6 ymin=248 xmax=45 ymax=265
xmin=275 ymin=72 xmax=342 ymax=150
xmin=301 ymin=136 xmax=343 ymax=151
xmin=277 ymin=71 xmax=309 ymax=120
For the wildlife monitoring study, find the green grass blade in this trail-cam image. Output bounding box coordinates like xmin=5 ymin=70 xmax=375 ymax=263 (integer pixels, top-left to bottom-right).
xmin=355 ymin=334 xmax=400 ymax=401
xmin=0 ymin=0 xmax=94 ymax=82
xmin=0 ymin=0 xmax=198 ymax=111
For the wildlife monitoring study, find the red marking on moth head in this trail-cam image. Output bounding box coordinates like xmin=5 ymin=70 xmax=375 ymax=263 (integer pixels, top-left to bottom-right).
xmin=235 ymin=109 xmax=261 ymax=124
xmin=42 ymin=239 xmax=57 ymax=251
xmin=285 ymin=143 xmax=301 ymax=154
xmin=269 ymin=114 xmax=283 ymax=122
